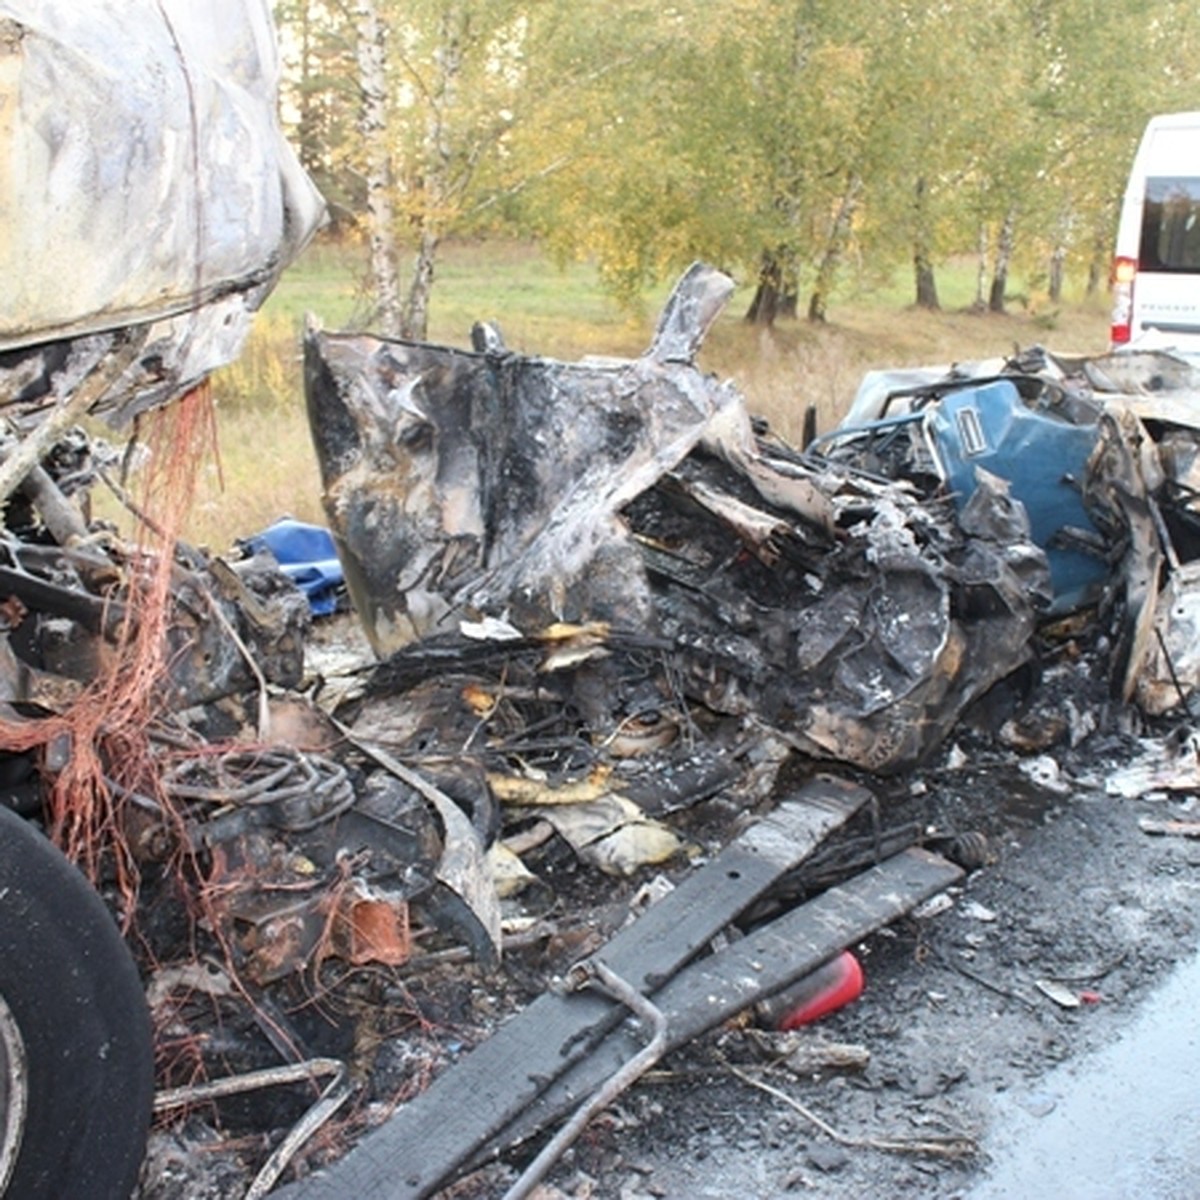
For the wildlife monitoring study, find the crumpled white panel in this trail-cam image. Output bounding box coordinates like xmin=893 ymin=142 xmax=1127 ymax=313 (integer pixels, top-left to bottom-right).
xmin=0 ymin=0 xmax=323 ymax=355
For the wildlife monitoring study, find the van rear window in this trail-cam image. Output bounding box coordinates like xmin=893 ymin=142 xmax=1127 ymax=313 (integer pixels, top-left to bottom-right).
xmin=1140 ymin=177 xmax=1200 ymax=272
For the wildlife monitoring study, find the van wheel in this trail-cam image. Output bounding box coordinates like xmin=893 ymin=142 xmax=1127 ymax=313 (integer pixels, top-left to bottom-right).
xmin=0 ymin=805 xmax=154 ymax=1199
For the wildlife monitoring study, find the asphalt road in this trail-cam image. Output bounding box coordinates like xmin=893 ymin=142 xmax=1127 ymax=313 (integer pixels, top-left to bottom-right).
xmin=968 ymin=948 xmax=1200 ymax=1200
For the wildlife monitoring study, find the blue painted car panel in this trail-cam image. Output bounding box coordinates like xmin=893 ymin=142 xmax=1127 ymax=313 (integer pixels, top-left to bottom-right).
xmin=926 ymin=380 xmax=1107 ymax=614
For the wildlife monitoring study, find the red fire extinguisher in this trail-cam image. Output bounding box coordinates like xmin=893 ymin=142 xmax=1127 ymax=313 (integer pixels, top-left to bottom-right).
xmin=756 ymin=950 xmax=864 ymax=1030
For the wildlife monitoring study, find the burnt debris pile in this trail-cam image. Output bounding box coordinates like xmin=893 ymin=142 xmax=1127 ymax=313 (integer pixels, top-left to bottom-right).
xmin=4 ymin=264 xmax=1200 ymax=1197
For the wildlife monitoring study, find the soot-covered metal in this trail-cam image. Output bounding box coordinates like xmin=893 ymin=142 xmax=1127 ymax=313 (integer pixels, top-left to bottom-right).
xmin=306 ymin=263 xmax=1046 ymax=776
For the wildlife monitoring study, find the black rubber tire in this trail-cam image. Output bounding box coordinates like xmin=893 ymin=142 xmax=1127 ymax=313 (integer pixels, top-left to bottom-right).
xmin=0 ymin=805 xmax=153 ymax=1199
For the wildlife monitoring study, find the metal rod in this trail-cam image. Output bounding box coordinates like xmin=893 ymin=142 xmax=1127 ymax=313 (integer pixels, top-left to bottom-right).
xmin=0 ymin=330 xmax=147 ymax=505
xmin=244 ymin=1069 xmax=355 ymax=1200
xmin=153 ymin=1057 xmax=345 ymax=1113
xmin=502 ymin=959 xmax=668 ymax=1200
xmin=724 ymin=1058 xmax=976 ymax=1159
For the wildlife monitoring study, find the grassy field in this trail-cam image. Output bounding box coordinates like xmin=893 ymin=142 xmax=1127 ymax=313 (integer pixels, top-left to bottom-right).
xmin=152 ymin=239 xmax=1112 ymax=550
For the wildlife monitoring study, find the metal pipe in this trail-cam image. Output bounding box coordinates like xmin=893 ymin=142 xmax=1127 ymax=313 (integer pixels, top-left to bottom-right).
xmin=502 ymin=959 xmax=668 ymax=1200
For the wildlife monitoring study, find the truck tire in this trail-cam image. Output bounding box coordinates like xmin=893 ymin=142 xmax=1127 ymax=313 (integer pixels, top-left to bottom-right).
xmin=0 ymin=804 xmax=153 ymax=1199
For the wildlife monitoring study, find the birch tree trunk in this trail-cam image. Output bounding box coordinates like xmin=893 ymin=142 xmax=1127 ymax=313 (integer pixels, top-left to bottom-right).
xmin=974 ymin=221 xmax=988 ymax=310
xmin=400 ymin=5 xmax=465 ymax=341
xmin=1048 ymin=244 xmax=1065 ymax=303
xmin=1048 ymin=206 xmax=1071 ymax=303
xmin=355 ymin=0 xmax=403 ymax=336
xmin=745 ymin=248 xmax=798 ymax=326
xmin=988 ymin=207 xmax=1016 ymax=313
xmin=911 ymin=176 xmax=939 ymax=311
xmin=403 ymin=228 xmax=440 ymax=341
xmin=1086 ymin=225 xmax=1108 ymax=297
xmin=808 ymin=173 xmax=861 ymax=322
xmin=295 ymin=0 xmax=316 ymax=178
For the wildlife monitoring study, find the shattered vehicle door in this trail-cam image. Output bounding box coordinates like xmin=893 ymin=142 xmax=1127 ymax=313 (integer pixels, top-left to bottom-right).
xmin=811 ymin=373 xmax=1110 ymax=615
xmin=925 ymin=379 xmax=1109 ymax=612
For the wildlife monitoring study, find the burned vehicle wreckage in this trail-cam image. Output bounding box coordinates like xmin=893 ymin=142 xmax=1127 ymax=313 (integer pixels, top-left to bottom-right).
xmin=27 ymin=257 xmax=1200 ymax=1198
xmin=5 ymin=15 xmax=1200 ymax=1200
xmin=0 ymin=1 xmax=325 ymax=1196
xmin=8 ymin=218 xmax=1200 ymax=1196
xmin=304 ymin=266 xmax=1050 ymax=781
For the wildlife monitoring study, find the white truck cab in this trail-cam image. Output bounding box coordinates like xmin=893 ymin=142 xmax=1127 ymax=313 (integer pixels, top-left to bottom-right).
xmin=1112 ymin=112 xmax=1200 ymax=358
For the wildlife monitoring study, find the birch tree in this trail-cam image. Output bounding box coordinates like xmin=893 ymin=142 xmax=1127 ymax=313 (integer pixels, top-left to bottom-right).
xmin=273 ymin=0 xmax=1200 ymax=328
xmin=273 ymin=0 xmax=362 ymax=227
xmin=365 ymin=0 xmax=574 ymax=339
xmin=356 ymin=0 xmax=404 ymax=333
xmin=279 ymin=0 xmax=568 ymax=340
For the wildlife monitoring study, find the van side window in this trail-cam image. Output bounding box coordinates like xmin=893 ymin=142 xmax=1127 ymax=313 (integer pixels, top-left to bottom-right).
xmin=1140 ymin=177 xmax=1200 ymax=272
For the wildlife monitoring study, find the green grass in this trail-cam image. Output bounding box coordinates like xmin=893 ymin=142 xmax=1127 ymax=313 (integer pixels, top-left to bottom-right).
xmin=257 ymin=238 xmax=371 ymax=328
xmin=266 ymin=237 xmax=667 ymax=357
xmin=135 ymin=238 xmax=1110 ymax=550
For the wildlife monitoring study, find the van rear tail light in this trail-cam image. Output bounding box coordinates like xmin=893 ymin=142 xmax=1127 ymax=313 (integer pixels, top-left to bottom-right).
xmin=1111 ymin=255 xmax=1136 ymax=344
xmin=1112 ymin=257 xmax=1137 ymax=285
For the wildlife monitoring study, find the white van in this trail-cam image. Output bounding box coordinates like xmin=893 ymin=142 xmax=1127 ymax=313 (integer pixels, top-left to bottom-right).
xmin=1111 ymin=112 xmax=1200 ymax=356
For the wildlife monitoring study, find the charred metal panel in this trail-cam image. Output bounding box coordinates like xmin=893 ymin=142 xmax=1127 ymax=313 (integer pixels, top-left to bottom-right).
xmin=627 ymin=464 xmax=1042 ymax=774
xmin=305 ymin=266 xmax=739 ymax=656
xmin=0 ymin=0 xmax=324 ymax=425
xmin=0 ymin=0 xmax=322 ymax=353
xmin=308 ymin=265 xmax=1045 ymax=774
